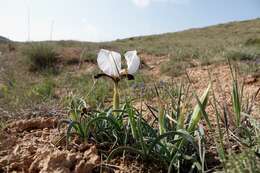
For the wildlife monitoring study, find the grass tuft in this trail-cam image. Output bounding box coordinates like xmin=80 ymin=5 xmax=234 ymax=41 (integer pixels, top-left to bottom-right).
xmin=24 ymin=43 xmax=59 ymax=72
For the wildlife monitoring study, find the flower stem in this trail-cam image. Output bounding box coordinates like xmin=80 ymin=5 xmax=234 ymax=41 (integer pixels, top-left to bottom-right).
xmin=113 ymin=81 xmax=119 ymax=115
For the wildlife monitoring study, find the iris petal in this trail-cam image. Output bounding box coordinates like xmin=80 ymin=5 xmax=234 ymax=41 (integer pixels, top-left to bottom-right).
xmin=97 ymin=49 xmax=121 ymax=77
xmin=124 ymin=50 xmax=140 ymax=74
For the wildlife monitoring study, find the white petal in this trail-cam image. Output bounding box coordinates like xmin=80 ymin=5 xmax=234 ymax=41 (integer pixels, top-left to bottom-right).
xmin=97 ymin=49 xmax=121 ymax=77
xmin=124 ymin=50 xmax=140 ymax=74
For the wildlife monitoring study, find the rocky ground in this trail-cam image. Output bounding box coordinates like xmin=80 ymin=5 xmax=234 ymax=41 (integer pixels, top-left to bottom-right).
xmin=0 ymin=116 xmax=163 ymax=173
xmin=0 ymin=53 xmax=259 ymax=173
xmin=0 ymin=117 xmax=100 ymax=173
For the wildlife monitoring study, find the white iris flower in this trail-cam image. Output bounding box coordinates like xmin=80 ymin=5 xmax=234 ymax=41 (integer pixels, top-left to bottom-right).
xmin=95 ymin=49 xmax=140 ymax=115
xmin=97 ymin=49 xmax=140 ymax=79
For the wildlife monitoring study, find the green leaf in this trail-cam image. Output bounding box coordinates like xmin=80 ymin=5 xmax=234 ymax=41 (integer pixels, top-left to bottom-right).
xmin=188 ymin=84 xmax=211 ymax=132
xmin=148 ymin=129 xmax=197 ymax=156
xmin=194 ymin=93 xmax=212 ymax=130
xmin=66 ymin=121 xmax=84 ymax=145
xmin=85 ymin=116 xmax=121 ymax=141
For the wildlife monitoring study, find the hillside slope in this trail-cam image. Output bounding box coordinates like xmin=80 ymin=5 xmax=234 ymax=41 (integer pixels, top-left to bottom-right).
xmin=0 ymin=36 xmax=10 ymax=43
xmin=0 ymin=18 xmax=259 ymax=113
xmin=51 ymin=18 xmax=260 ymax=76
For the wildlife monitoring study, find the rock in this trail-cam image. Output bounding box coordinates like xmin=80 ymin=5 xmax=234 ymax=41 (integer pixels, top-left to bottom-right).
xmin=6 ymin=117 xmax=58 ymax=132
xmin=29 ymin=150 xmax=71 ymax=173
xmin=244 ymin=75 xmax=257 ymax=84
xmin=28 ymin=146 xmax=99 ymax=173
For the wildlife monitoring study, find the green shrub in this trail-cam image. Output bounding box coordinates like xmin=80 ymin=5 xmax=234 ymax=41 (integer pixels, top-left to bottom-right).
xmin=245 ymin=38 xmax=260 ymax=46
xmin=25 ymin=43 xmax=59 ymax=71
xmin=31 ymin=79 xmax=55 ymax=100
xmin=225 ymin=47 xmax=260 ymax=75
xmin=226 ymin=47 xmax=259 ymax=61
xmin=160 ymin=58 xmax=194 ymax=77
xmin=81 ymin=51 xmax=96 ymax=63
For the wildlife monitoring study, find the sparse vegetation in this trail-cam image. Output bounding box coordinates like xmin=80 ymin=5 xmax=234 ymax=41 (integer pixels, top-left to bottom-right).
xmin=60 ymin=81 xmax=211 ymax=172
xmin=24 ymin=43 xmax=59 ymax=72
xmin=58 ymin=62 xmax=259 ymax=172
xmin=0 ymin=19 xmax=260 ymax=173
xmin=30 ymin=79 xmax=55 ymax=101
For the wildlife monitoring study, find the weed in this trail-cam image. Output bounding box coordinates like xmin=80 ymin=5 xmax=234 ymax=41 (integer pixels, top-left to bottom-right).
xmin=24 ymin=43 xmax=59 ymax=72
xmin=31 ymin=79 xmax=55 ymax=101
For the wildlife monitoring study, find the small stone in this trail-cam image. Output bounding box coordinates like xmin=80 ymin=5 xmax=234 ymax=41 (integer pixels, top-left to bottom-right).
xmin=244 ymin=75 xmax=257 ymax=84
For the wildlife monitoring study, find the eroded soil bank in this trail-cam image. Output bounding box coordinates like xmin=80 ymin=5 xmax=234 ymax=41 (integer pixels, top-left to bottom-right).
xmin=0 ymin=117 xmax=99 ymax=173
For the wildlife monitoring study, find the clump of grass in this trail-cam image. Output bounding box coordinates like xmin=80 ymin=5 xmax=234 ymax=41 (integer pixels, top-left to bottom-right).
xmin=0 ymin=119 xmax=6 ymax=131
xmin=225 ymin=46 xmax=260 ymax=61
xmin=160 ymin=50 xmax=196 ymax=77
xmin=61 ymin=73 xmax=111 ymax=107
xmin=160 ymin=59 xmax=194 ymax=77
xmin=245 ymin=38 xmax=260 ymax=46
xmin=81 ymin=50 xmax=96 ymax=63
xmin=30 ymin=79 xmax=56 ymax=101
xmin=159 ymin=47 xmax=224 ymax=77
xmin=225 ymin=47 xmax=260 ymax=75
xmin=60 ymin=81 xmax=212 ymax=172
xmin=210 ymin=60 xmax=260 ymax=172
xmin=25 ymin=43 xmax=59 ymax=72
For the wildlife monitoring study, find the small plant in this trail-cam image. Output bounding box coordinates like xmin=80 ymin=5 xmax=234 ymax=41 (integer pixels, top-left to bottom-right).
xmin=58 ymin=48 xmax=212 ymax=172
xmin=0 ymin=84 xmax=9 ymax=98
xmin=81 ymin=50 xmax=96 ymax=63
xmin=31 ymin=79 xmax=55 ymax=100
xmin=94 ymin=49 xmax=140 ymax=113
xmin=226 ymin=47 xmax=259 ymax=61
xmin=58 ymin=97 xmax=90 ymax=143
xmin=25 ymin=43 xmax=59 ymax=72
xmin=160 ymin=51 xmax=195 ymax=77
xmin=59 ymin=79 xmax=212 ymax=172
xmin=210 ymin=60 xmax=260 ymax=171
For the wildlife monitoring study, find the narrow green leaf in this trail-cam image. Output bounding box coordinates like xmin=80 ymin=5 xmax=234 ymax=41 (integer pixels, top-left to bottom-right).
xmin=188 ymin=84 xmax=211 ymax=132
xmin=148 ymin=129 xmax=197 ymax=155
xmin=194 ymin=93 xmax=212 ymax=130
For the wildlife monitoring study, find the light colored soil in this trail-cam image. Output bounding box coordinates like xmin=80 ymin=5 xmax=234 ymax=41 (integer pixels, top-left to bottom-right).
xmin=140 ymin=53 xmax=169 ymax=78
xmin=0 ymin=117 xmax=161 ymax=173
xmin=0 ymin=117 xmax=99 ymax=173
xmin=184 ymin=64 xmax=260 ymax=119
xmin=138 ymin=54 xmax=259 ymax=121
